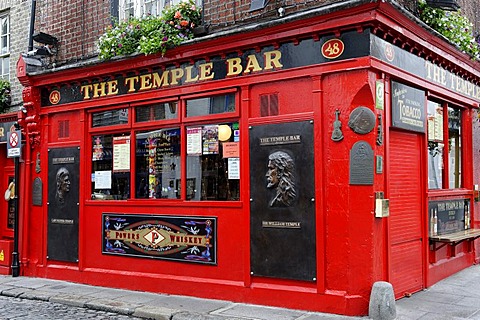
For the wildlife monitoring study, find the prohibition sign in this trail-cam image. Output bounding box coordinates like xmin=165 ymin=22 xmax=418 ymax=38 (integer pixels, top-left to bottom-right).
xmin=9 ymin=131 xmax=18 ymax=148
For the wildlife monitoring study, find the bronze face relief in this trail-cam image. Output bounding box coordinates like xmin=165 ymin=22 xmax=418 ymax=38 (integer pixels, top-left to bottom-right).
xmin=265 ymin=151 xmax=296 ymax=207
xmin=55 ymin=167 xmax=71 ymax=204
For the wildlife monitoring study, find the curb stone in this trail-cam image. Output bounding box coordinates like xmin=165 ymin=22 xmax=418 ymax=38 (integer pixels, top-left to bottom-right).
xmin=132 ymin=305 xmax=178 ymax=320
xmin=172 ymin=311 xmax=244 ymax=320
xmin=1 ymin=287 xmax=31 ymax=298
xmin=84 ymin=298 xmax=137 ymax=315
xmin=49 ymin=294 xmax=93 ymax=308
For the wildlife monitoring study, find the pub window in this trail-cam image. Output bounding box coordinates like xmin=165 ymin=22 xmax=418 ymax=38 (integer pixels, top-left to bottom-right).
xmin=427 ymin=100 xmax=462 ymax=190
xmin=91 ymin=133 xmax=131 ymax=200
xmin=135 ymin=101 xmax=178 ymax=122
xmin=89 ymin=91 xmax=240 ymax=202
xmin=92 ymin=108 xmax=129 ymax=127
xmin=186 ymin=93 xmax=235 ymax=117
xmin=186 ymin=122 xmax=240 ymax=200
xmin=135 ymin=128 xmax=181 ymax=199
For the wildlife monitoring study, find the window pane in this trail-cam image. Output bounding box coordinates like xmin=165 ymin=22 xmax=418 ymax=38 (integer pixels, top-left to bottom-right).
xmin=448 ymin=107 xmax=461 ymax=188
xmin=1 ymin=57 xmax=8 ymax=78
xmin=135 ymin=102 xmax=177 ymax=122
xmin=91 ymin=134 xmax=131 ymax=200
xmin=144 ymin=0 xmax=159 ymax=15
xmin=1 ymin=35 xmax=7 ymax=54
xmin=135 ymin=128 xmax=181 ymax=199
xmin=92 ymin=108 xmax=129 ymax=127
xmin=2 ymin=17 xmax=8 ymax=34
xmin=427 ymin=101 xmax=443 ymax=189
xmin=119 ymin=0 xmax=135 ymax=19
xmin=186 ymin=122 xmax=240 ymax=201
xmin=186 ymin=94 xmax=235 ymax=117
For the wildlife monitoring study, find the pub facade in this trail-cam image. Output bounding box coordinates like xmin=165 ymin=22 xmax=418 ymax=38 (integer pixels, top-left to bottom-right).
xmin=13 ymin=0 xmax=480 ymax=316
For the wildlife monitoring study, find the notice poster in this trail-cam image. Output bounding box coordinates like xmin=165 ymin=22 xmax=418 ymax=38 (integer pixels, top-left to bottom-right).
xmin=113 ymin=136 xmax=130 ymax=172
xmin=95 ymin=171 xmax=112 ymax=189
xmin=202 ymin=125 xmax=219 ymax=154
xmin=223 ymin=142 xmax=240 ymax=158
xmin=433 ymin=109 xmax=443 ymax=141
xmin=228 ymin=158 xmax=240 ymax=179
xmin=93 ymin=136 xmax=104 ymax=161
xmin=187 ymin=127 xmax=202 ymax=155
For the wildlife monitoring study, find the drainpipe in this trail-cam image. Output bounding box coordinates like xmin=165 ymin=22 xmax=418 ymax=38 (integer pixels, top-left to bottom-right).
xmin=28 ymin=0 xmax=36 ymax=51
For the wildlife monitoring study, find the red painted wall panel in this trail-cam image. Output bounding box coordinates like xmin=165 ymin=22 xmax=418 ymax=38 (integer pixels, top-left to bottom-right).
xmin=322 ymin=70 xmax=377 ymax=299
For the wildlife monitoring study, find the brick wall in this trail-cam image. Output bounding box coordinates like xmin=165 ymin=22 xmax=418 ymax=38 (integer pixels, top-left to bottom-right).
xmin=204 ymin=0 xmax=339 ymax=31
xmin=34 ymin=0 xmax=111 ymax=64
xmin=20 ymin=0 xmax=480 ymax=69
xmin=204 ymin=0 xmax=479 ymax=34
xmin=1 ymin=0 xmax=30 ymax=110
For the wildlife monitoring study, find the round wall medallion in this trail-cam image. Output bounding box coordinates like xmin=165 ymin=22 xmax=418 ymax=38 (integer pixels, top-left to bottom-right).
xmin=348 ymin=106 xmax=375 ymax=135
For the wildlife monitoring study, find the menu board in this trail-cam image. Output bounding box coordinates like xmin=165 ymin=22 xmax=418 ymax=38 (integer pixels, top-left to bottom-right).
xmin=113 ymin=136 xmax=130 ymax=172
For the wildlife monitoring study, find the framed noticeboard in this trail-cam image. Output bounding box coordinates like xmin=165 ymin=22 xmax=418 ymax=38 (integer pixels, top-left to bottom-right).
xmin=103 ymin=214 xmax=216 ymax=265
xmin=391 ymin=81 xmax=425 ymax=133
xmin=428 ymin=199 xmax=469 ymax=235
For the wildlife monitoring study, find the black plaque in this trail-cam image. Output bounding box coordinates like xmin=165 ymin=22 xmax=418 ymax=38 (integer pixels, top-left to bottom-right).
xmin=349 ymin=141 xmax=374 ymax=185
xmin=391 ymin=81 xmax=425 ymax=132
xmin=47 ymin=147 xmax=79 ymax=262
xmin=102 ymin=214 xmax=216 ymax=265
xmin=7 ymin=196 xmax=14 ymax=230
xmin=32 ymin=177 xmax=42 ymax=206
xmin=250 ymin=121 xmax=316 ymax=281
xmin=348 ymin=106 xmax=375 ymax=134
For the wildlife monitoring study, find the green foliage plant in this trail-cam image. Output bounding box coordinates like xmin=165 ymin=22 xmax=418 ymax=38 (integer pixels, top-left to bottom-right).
xmin=417 ymin=0 xmax=480 ymax=60
xmin=98 ymin=0 xmax=202 ymax=60
xmin=0 ymin=79 xmax=11 ymax=113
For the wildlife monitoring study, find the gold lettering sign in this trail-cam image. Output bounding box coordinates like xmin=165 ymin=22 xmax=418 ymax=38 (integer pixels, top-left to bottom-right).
xmin=77 ymin=50 xmax=283 ymax=101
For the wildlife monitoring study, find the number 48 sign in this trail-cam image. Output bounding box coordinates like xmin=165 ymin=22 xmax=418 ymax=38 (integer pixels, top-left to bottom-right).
xmin=7 ymin=130 xmax=22 ymax=158
xmin=321 ymin=38 xmax=345 ymax=60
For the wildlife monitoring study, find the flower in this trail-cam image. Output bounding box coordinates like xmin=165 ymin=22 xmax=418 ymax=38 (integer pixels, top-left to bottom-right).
xmin=417 ymin=0 xmax=479 ymax=60
xmin=97 ymin=0 xmax=202 ymax=60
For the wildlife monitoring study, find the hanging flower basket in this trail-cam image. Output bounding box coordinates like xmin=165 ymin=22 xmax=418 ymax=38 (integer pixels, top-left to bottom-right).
xmin=418 ymin=0 xmax=479 ymax=60
xmin=98 ymin=0 xmax=202 ymax=60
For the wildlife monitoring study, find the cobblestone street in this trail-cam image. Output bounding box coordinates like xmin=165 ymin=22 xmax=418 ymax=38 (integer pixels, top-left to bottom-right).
xmin=0 ymin=296 xmax=141 ymax=320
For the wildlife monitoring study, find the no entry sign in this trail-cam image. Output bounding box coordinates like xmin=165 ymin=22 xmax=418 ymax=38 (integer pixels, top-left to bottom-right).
xmin=7 ymin=130 xmax=21 ymax=158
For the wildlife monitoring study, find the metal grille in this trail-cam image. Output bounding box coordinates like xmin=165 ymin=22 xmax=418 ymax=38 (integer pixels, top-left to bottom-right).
xmin=58 ymin=120 xmax=70 ymax=138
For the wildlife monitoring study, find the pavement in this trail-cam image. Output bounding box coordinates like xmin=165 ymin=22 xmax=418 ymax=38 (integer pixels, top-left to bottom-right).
xmin=0 ymin=264 xmax=477 ymax=320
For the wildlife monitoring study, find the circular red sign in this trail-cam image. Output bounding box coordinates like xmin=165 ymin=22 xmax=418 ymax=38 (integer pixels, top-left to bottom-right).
xmin=321 ymin=39 xmax=345 ymax=59
xmin=49 ymin=90 xmax=61 ymax=105
xmin=9 ymin=132 xmax=18 ymax=147
xmin=384 ymin=43 xmax=395 ymax=62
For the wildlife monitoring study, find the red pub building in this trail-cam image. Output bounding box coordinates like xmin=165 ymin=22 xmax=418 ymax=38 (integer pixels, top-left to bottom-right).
xmin=7 ymin=0 xmax=480 ymax=316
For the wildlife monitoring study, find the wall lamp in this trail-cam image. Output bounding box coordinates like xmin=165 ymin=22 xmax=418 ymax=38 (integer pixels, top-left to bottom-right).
xmin=30 ymin=32 xmax=58 ymax=56
xmin=32 ymin=32 xmax=58 ymax=45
